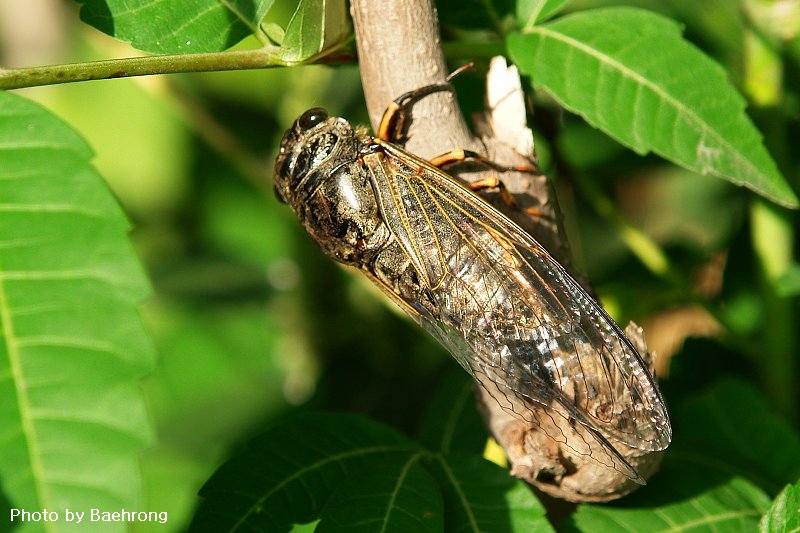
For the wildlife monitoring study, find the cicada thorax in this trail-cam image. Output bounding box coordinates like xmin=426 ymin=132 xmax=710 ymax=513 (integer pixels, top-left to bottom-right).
xmin=274 ymin=108 xmax=392 ymax=265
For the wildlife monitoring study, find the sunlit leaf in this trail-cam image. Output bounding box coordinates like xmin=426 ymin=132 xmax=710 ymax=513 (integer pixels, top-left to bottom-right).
xmin=0 ymin=91 xmax=154 ymax=531
xmin=760 ymin=481 xmax=800 ymax=533
xmin=188 ymin=413 xmax=419 ymax=533
xmin=668 ymin=0 xmax=744 ymax=76
xmin=571 ymin=470 xmax=770 ymax=532
xmin=76 ymin=0 xmax=275 ymax=53
xmin=289 ymin=521 xmax=319 ymax=532
xmin=517 ymin=0 xmax=568 ymax=29
xmin=507 ymin=7 xmax=798 ymax=208
xmin=279 ymin=0 xmax=350 ymax=62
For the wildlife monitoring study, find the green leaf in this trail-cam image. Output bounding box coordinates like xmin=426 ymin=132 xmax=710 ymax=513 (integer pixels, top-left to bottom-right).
xmin=280 ymin=0 xmax=350 ymax=62
xmin=673 ymin=378 xmax=800 ymax=495
xmin=316 ymin=456 xmax=443 ymax=533
xmin=507 ymin=7 xmax=799 ymax=208
xmin=76 ymin=0 xmax=275 ymax=53
xmin=264 ymin=21 xmax=287 ymax=46
xmin=571 ymin=471 xmax=771 ymax=532
xmin=188 ymin=413 xmax=420 ymax=533
xmin=429 ymin=454 xmax=553 ymax=533
xmin=290 ymin=521 xmax=319 ymax=532
xmin=517 ymin=0 xmax=568 ymax=29
xmin=0 ymin=91 xmax=154 ymax=529
xmin=0 ymin=481 xmax=16 ymax=531
xmin=417 ymin=368 xmax=486 ymax=455
xmin=760 ymin=481 xmax=800 ymax=533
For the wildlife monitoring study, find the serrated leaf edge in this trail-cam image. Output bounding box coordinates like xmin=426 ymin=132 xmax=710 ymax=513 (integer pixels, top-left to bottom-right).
xmin=523 ymin=26 xmax=797 ymax=207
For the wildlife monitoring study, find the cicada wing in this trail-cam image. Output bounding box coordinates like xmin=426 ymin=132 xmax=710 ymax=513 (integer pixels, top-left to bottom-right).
xmin=421 ymin=312 xmax=648 ymax=483
xmin=364 ymin=145 xmax=671 ymax=464
xmin=473 ymin=363 xmax=649 ymax=484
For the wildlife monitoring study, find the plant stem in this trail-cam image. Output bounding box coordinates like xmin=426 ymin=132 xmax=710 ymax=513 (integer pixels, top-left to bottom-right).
xmin=743 ymin=23 xmax=797 ymax=422
xmin=0 ymin=48 xmax=288 ymax=90
xmin=0 ymin=37 xmax=498 ymax=92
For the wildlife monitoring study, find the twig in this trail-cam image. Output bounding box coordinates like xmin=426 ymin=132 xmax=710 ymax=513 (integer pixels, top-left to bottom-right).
xmin=0 ymin=48 xmax=289 ymax=90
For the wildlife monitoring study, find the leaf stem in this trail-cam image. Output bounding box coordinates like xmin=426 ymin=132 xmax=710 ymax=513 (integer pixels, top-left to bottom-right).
xmin=0 ymin=37 xmax=499 ymax=92
xmin=0 ymin=48 xmax=289 ymax=90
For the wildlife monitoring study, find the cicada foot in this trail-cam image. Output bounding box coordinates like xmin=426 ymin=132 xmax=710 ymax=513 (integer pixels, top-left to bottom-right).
xmin=428 ymin=148 xmax=544 ymax=218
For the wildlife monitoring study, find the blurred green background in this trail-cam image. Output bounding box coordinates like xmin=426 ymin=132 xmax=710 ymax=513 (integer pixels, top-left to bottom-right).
xmin=2 ymin=0 xmax=798 ymax=530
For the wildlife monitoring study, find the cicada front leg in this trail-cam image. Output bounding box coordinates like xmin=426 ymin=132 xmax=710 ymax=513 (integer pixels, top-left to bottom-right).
xmin=377 ymin=83 xmax=453 ymax=144
xmin=376 ymin=64 xmax=474 ymax=143
xmin=428 ymin=148 xmax=544 ymax=218
xmin=377 ymin=70 xmax=543 ymax=217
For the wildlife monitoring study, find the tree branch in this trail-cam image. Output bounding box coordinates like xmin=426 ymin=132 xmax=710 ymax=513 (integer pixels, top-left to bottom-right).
xmin=351 ymin=0 xmax=478 ymax=157
xmin=350 ymin=0 xmax=663 ymax=502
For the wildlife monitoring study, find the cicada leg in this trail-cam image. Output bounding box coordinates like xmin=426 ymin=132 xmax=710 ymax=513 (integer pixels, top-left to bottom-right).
xmin=377 ymin=83 xmax=452 ymax=143
xmin=428 ymin=148 xmax=544 ymax=217
xmin=377 ymin=64 xmax=474 ymax=143
xmin=377 ymin=65 xmax=543 ymax=217
xmin=428 ymin=148 xmax=537 ymax=174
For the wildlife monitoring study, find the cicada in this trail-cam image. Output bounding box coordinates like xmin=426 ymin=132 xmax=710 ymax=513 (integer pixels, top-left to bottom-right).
xmin=273 ymin=82 xmax=671 ymax=484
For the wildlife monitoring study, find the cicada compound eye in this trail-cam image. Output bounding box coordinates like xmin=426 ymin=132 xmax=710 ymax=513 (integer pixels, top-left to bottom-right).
xmin=297 ymin=108 xmax=328 ymax=131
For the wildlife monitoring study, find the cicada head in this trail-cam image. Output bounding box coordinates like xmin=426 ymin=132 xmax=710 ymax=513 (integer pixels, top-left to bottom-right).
xmin=274 ymin=108 xmax=387 ymax=264
xmin=274 ymin=108 xmax=357 ymax=204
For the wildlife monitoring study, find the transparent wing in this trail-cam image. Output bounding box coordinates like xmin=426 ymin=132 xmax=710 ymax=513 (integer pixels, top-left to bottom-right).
xmin=364 ymin=143 xmax=671 ymax=481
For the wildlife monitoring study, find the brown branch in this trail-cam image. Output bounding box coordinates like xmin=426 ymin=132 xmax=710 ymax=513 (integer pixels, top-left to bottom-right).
xmin=349 ymin=0 xmax=662 ymax=502
xmin=351 ymin=0 xmax=477 ymax=158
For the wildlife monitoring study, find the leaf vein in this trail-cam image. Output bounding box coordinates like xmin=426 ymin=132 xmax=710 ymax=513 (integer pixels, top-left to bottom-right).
xmin=531 ymin=26 xmax=762 ymax=182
